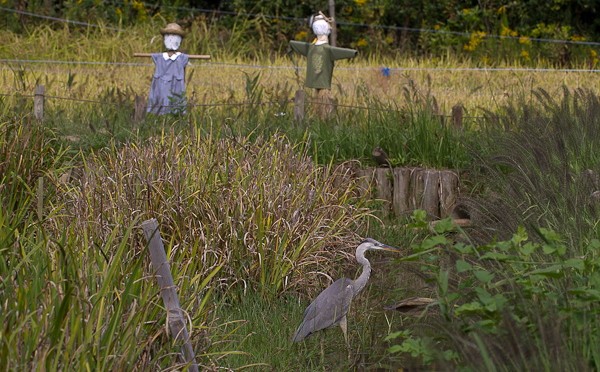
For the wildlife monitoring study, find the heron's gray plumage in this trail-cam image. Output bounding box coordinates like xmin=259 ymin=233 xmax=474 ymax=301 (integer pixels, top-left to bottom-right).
xmin=292 ymin=238 xmax=397 ymax=343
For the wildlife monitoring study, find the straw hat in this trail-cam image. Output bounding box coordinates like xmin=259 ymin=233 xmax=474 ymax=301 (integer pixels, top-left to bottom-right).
xmin=160 ymin=23 xmax=186 ymax=37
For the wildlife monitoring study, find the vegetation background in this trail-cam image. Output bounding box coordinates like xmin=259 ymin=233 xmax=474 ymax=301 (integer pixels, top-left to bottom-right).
xmin=3 ymin=0 xmax=600 ymax=66
xmin=1 ymin=1 xmax=599 ymax=371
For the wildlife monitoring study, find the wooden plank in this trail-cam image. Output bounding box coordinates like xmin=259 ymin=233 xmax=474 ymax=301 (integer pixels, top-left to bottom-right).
xmin=392 ymin=167 xmax=411 ymax=217
xmin=410 ymin=168 xmax=425 ymax=212
xmin=375 ymin=168 xmax=393 ymax=213
xmin=134 ymin=53 xmax=211 ymax=59
xmin=422 ymin=170 xmax=440 ymax=219
xmin=141 ymin=219 xmax=198 ymax=372
xmin=439 ymin=171 xmax=459 ymax=218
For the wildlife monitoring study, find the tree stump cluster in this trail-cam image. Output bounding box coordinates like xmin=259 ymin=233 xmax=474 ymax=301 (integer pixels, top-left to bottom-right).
xmin=357 ymin=167 xmax=460 ymax=220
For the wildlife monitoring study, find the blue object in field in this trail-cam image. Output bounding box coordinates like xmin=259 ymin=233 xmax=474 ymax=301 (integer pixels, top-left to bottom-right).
xmin=381 ymin=67 xmax=391 ymax=77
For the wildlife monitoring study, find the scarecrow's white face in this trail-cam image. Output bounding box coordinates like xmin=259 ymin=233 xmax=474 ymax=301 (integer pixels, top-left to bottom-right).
xmin=164 ymin=34 xmax=182 ymax=51
xmin=311 ymin=19 xmax=331 ymax=36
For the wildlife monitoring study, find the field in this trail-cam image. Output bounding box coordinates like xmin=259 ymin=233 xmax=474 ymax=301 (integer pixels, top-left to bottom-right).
xmin=2 ymin=22 xmax=600 ymax=371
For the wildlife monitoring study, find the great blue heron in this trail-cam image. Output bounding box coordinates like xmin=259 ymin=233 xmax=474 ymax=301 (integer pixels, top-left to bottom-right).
xmin=292 ymin=238 xmax=399 ymax=343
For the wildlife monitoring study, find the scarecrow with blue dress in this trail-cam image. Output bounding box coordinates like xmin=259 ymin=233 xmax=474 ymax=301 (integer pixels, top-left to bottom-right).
xmin=146 ymin=23 xmax=190 ymax=115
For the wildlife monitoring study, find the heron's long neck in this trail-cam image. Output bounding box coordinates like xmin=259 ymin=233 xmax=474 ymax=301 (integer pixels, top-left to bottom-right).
xmin=353 ymin=255 xmax=371 ymax=295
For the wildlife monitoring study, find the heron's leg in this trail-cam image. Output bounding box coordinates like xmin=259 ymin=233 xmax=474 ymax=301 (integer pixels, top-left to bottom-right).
xmin=339 ymin=315 xmax=348 ymax=345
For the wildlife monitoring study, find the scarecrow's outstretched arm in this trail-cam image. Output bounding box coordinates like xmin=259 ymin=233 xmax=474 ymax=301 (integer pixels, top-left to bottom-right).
xmin=133 ymin=53 xmax=211 ymax=59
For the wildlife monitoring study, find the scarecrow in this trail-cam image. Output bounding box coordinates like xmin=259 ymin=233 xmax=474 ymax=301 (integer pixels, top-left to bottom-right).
xmin=289 ymin=12 xmax=358 ymax=119
xmin=142 ymin=23 xmax=191 ymax=115
xmin=134 ymin=23 xmax=210 ymax=115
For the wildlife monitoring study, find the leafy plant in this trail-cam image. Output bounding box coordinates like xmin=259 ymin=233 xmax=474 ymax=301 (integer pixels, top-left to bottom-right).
xmin=387 ymin=212 xmax=600 ymax=370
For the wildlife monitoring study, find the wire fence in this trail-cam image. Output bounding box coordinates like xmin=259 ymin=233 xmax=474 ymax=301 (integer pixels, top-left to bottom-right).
xmin=2 ymin=57 xmax=600 ymax=74
xmin=0 ymin=87 xmax=481 ymax=125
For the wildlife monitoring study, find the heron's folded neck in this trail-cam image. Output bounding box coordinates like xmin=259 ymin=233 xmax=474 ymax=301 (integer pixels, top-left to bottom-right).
xmin=353 ymin=264 xmax=371 ymax=295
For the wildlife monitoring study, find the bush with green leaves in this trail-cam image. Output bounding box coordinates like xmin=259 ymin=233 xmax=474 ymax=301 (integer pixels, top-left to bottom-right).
xmin=387 ymin=211 xmax=600 ymax=370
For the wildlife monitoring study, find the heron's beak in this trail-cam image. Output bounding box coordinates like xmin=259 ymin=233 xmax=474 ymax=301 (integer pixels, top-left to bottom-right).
xmin=377 ymin=244 xmax=402 ymax=253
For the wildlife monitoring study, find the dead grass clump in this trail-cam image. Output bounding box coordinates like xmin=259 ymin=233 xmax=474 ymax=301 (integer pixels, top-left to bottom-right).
xmin=55 ymin=132 xmax=375 ymax=299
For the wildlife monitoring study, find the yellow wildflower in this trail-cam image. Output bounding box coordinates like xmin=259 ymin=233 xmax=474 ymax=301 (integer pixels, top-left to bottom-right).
xmin=464 ymin=31 xmax=486 ymax=52
xmin=354 ymin=0 xmax=367 ymax=6
xmin=497 ymin=5 xmax=507 ymax=14
xmin=520 ymin=50 xmax=530 ymax=60
xmin=357 ymin=38 xmax=368 ymax=47
xmin=519 ymin=36 xmax=531 ymax=45
xmin=295 ymin=31 xmax=308 ymax=41
xmin=132 ymin=0 xmax=144 ymax=11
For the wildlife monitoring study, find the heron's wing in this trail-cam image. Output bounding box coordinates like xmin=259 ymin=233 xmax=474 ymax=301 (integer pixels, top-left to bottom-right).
xmin=292 ymin=278 xmax=354 ymax=342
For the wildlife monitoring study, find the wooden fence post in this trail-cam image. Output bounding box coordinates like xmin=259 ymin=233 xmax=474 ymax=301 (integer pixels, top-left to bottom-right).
xmin=452 ymin=104 xmax=463 ymax=130
xmin=328 ymin=0 xmax=337 ymax=47
xmin=134 ymin=95 xmax=146 ymax=123
xmin=294 ymin=89 xmax=305 ymax=122
xmin=141 ymin=219 xmax=199 ymax=372
xmin=34 ymin=85 xmax=45 ymax=121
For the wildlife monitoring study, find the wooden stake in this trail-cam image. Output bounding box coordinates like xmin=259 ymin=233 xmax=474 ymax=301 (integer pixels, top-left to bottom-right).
xmin=328 ymin=0 xmax=337 ymax=47
xmin=133 ymin=53 xmax=211 ymax=59
xmin=34 ymin=85 xmax=44 ymax=121
xmin=134 ymin=95 xmax=146 ymax=123
xmin=452 ymin=104 xmax=463 ymax=130
xmin=293 ymin=89 xmax=305 ymax=122
xmin=141 ymin=219 xmax=198 ymax=372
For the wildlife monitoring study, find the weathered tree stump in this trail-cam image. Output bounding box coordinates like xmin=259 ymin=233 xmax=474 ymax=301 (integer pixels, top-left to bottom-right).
xmin=392 ymin=168 xmax=411 ymax=217
xmin=422 ymin=170 xmax=440 ymax=219
xmin=439 ymin=171 xmax=459 ymax=218
xmin=360 ymin=166 xmax=461 ymax=220
xmin=374 ymin=168 xmax=392 ymax=213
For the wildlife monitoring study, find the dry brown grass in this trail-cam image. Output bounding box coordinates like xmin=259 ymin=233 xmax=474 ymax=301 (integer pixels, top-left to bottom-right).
xmin=51 ymin=132 xmax=375 ymax=298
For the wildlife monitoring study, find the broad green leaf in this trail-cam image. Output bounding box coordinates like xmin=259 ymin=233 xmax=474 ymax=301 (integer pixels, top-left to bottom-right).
xmin=438 ymin=270 xmax=449 ymax=294
xmin=511 ymin=226 xmax=528 ymax=246
xmin=385 ymin=330 xmax=411 ymax=341
xmin=481 ymin=252 xmax=512 ymax=261
xmin=529 ymin=265 xmax=564 ymax=278
xmin=433 ymin=218 xmax=455 ymax=234
xmin=520 ymin=242 xmax=537 ymax=256
xmin=568 ymin=288 xmax=600 ymax=301
xmin=474 ymin=269 xmax=494 ymax=283
xmin=455 ymin=302 xmax=484 ymax=316
xmin=564 ymin=258 xmax=585 ymax=271
xmin=421 ymin=235 xmax=448 ymax=250
xmin=453 ymin=243 xmax=474 ymax=254
xmin=456 ymin=259 xmax=472 ymax=273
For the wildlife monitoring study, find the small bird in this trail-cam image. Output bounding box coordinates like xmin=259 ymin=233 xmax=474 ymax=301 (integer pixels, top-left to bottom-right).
xmin=372 ymin=147 xmax=391 ymax=167
xmin=292 ymin=238 xmax=399 ymax=344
